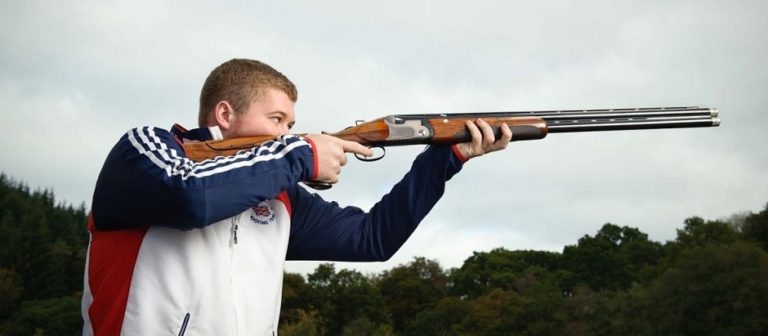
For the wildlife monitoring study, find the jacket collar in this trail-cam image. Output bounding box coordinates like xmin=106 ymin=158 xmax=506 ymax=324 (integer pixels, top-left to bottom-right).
xmin=170 ymin=124 xmax=224 ymax=142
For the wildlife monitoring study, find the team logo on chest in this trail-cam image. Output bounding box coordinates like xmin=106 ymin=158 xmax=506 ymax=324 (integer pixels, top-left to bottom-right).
xmin=250 ymin=201 xmax=276 ymax=225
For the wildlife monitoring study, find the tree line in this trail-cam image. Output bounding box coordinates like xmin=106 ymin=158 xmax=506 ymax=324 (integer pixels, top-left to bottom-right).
xmin=0 ymin=173 xmax=766 ymax=335
xmin=0 ymin=175 xmax=87 ymax=335
xmin=278 ymin=213 xmax=768 ymax=335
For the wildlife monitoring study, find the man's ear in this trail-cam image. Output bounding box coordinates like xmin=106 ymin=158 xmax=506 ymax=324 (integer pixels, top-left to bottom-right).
xmin=213 ymin=101 xmax=235 ymax=130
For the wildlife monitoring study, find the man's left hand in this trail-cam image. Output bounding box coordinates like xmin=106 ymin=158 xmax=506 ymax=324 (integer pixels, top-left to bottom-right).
xmin=456 ymin=118 xmax=513 ymax=160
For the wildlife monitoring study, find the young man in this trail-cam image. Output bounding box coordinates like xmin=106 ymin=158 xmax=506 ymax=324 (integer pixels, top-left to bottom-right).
xmin=82 ymin=59 xmax=511 ymax=335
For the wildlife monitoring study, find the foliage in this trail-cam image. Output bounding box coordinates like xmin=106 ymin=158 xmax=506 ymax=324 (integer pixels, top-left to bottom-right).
xmin=0 ymin=174 xmax=87 ymax=335
xmin=404 ymin=296 xmax=469 ymax=336
xmin=304 ymin=264 xmax=392 ymax=335
xmin=0 ymin=268 xmax=23 ymax=319
xmin=625 ymin=241 xmax=768 ymax=335
xmin=280 ymin=214 xmax=768 ymax=336
xmin=448 ymin=248 xmax=565 ymax=298
xmin=0 ymin=296 xmax=82 ymax=336
xmin=562 ymin=223 xmax=663 ymax=292
xmin=278 ymin=309 xmax=324 ymax=336
xmin=741 ymin=203 xmax=768 ymax=250
xmin=375 ymin=257 xmax=447 ymax=333
xmin=674 ymin=216 xmax=741 ymax=248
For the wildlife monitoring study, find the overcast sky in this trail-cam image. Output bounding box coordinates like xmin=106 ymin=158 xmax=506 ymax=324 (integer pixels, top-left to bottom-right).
xmin=1 ymin=0 xmax=766 ymax=275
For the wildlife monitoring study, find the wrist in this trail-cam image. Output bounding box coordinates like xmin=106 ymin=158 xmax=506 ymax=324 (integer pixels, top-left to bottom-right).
xmin=302 ymin=137 xmax=320 ymax=180
xmin=451 ymin=144 xmax=469 ymax=163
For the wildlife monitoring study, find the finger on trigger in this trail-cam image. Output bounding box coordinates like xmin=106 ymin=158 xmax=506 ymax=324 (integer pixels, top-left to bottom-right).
xmin=342 ymin=140 xmax=374 ymax=157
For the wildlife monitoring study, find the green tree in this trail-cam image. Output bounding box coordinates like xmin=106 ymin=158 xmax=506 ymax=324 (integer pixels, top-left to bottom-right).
xmin=741 ymin=203 xmax=768 ymax=250
xmin=340 ymin=317 xmax=394 ymax=336
xmin=562 ymin=223 xmax=662 ymax=291
xmin=0 ymin=268 xmax=23 ymax=319
xmin=0 ymin=295 xmax=82 ymax=336
xmin=626 ymin=241 xmax=768 ymax=335
xmin=307 ymin=264 xmax=391 ymax=335
xmin=279 ymin=309 xmax=324 ymax=336
xmin=559 ymin=285 xmax=630 ymax=336
xmin=449 ymin=248 xmax=564 ymax=298
xmin=674 ymin=216 xmax=740 ymax=248
xmin=455 ymin=288 xmax=530 ymax=335
xmin=376 ymin=257 xmax=447 ymax=333
xmin=405 ymin=296 xmax=469 ymax=336
xmin=280 ymin=272 xmax=313 ymax=327
xmin=0 ymin=174 xmax=88 ymax=334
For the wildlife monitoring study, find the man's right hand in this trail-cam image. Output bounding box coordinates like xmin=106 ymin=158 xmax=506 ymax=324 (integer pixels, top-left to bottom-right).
xmin=304 ymin=134 xmax=374 ymax=184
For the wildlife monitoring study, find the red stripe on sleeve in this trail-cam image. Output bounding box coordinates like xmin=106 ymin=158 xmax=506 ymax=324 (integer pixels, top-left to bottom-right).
xmin=451 ymin=144 xmax=469 ymax=163
xmin=302 ymin=137 xmax=320 ymax=180
xmin=277 ymin=191 xmax=292 ymax=217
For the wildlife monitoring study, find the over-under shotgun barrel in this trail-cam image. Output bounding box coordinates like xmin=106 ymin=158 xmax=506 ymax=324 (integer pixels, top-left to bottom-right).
xmin=380 ymin=106 xmax=719 ymax=144
xmin=536 ymin=106 xmax=718 ymax=133
xmin=396 ymin=106 xmax=719 ymax=134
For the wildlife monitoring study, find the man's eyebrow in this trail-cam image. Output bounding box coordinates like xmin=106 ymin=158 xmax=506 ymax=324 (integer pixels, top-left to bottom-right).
xmin=269 ymin=110 xmax=289 ymax=119
xmin=271 ymin=110 xmax=296 ymax=128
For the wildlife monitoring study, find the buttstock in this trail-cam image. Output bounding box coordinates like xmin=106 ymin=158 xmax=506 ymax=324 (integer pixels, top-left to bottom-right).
xmin=183 ymin=135 xmax=277 ymax=161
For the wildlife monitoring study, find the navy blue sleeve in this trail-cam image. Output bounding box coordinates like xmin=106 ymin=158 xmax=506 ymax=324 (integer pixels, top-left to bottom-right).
xmin=92 ymin=126 xmax=316 ymax=231
xmin=285 ymin=145 xmax=464 ymax=261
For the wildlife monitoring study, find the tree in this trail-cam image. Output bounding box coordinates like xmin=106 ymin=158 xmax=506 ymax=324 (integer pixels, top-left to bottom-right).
xmin=0 ymin=268 xmax=23 ymax=319
xmin=741 ymin=203 xmax=768 ymax=250
xmin=562 ymin=223 xmax=662 ymax=291
xmin=340 ymin=317 xmax=393 ymax=336
xmin=678 ymin=216 xmax=740 ymax=244
xmin=0 ymin=296 xmax=82 ymax=336
xmin=405 ymin=296 xmax=470 ymax=336
xmin=626 ymin=241 xmax=768 ymax=335
xmin=280 ymin=272 xmax=314 ymax=327
xmin=376 ymin=257 xmax=447 ymax=333
xmin=307 ymin=264 xmax=391 ymax=334
xmin=559 ymin=285 xmax=631 ymax=336
xmin=455 ymin=288 xmax=530 ymax=335
xmin=279 ymin=309 xmax=324 ymax=336
xmin=0 ymin=174 xmax=88 ymax=334
xmin=449 ymin=248 xmax=564 ymax=298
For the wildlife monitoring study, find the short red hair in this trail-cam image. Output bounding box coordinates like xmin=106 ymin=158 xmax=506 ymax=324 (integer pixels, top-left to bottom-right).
xmin=198 ymin=59 xmax=297 ymax=127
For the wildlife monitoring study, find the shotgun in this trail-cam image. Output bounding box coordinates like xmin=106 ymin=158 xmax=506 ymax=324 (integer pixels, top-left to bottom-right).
xmin=183 ymin=106 xmax=720 ymax=162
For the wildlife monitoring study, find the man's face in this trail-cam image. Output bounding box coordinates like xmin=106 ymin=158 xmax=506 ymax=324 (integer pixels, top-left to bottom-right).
xmin=224 ymin=87 xmax=296 ymax=138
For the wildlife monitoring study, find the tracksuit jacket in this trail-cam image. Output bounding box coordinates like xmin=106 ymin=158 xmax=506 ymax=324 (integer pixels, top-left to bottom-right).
xmin=81 ymin=124 xmax=466 ymax=335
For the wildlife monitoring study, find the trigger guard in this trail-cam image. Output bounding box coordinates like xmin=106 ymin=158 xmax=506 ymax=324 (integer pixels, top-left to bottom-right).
xmin=355 ymin=146 xmax=385 ymax=162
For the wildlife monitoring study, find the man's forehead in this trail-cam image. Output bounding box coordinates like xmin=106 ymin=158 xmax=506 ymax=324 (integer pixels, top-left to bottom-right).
xmin=250 ymin=88 xmax=294 ymax=109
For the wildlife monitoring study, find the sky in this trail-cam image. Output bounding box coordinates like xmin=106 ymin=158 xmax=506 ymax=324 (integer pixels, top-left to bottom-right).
xmin=1 ymin=0 xmax=766 ymax=275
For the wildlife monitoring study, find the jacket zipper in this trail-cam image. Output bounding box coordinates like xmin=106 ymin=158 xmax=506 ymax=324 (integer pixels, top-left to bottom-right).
xmin=231 ymin=216 xmax=239 ymax=245
xmin=177 ymin=313 xmax=190 ymax=336
xmin=230 ymin=215 xmax=240 ymax=334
